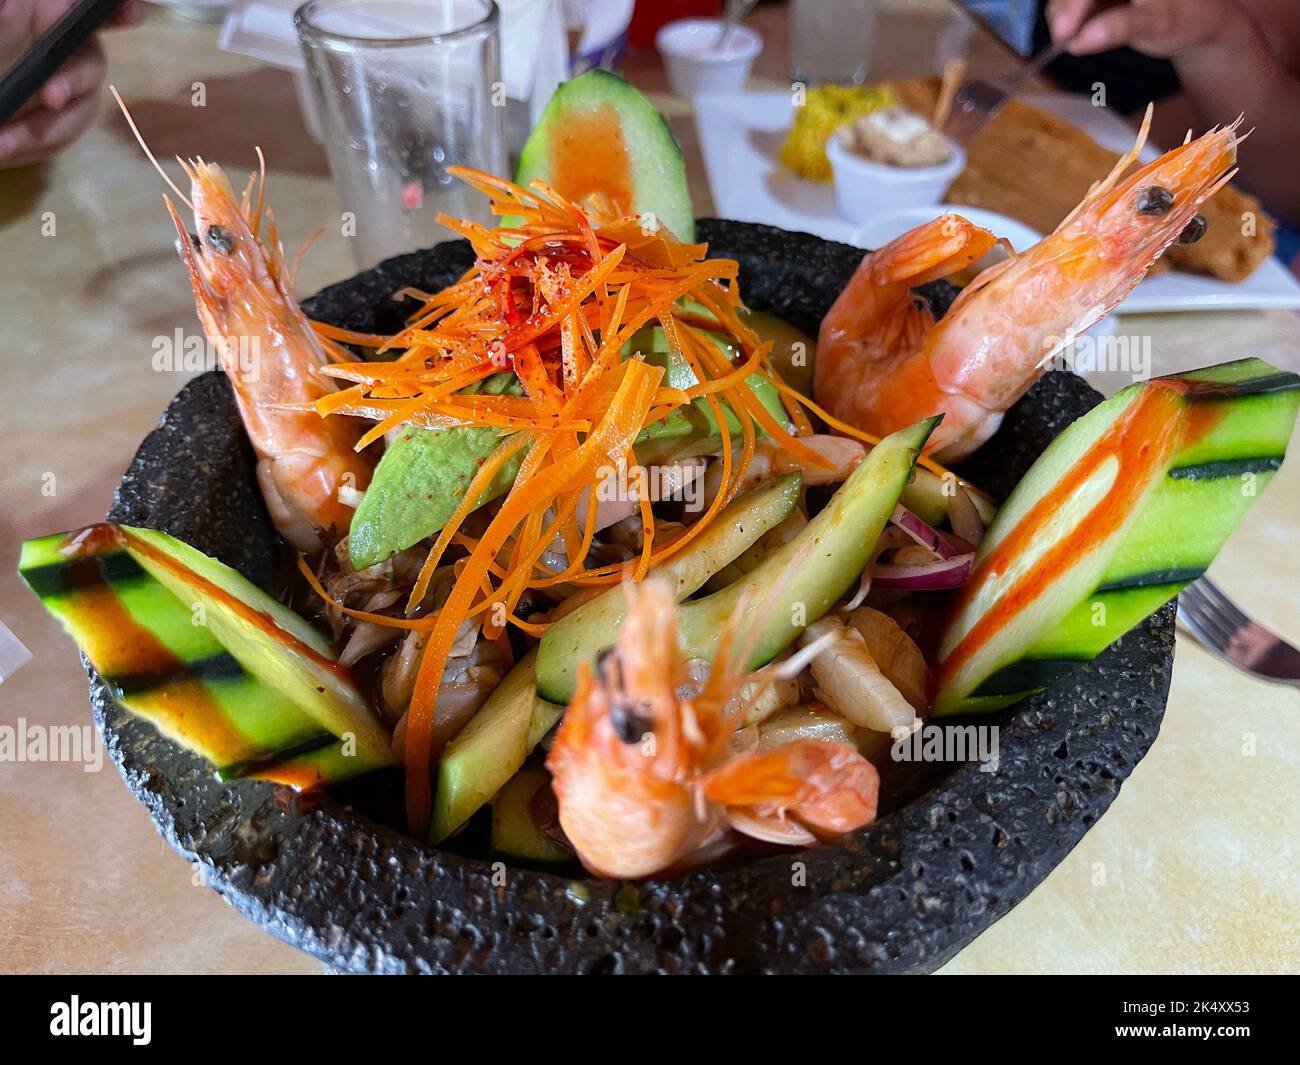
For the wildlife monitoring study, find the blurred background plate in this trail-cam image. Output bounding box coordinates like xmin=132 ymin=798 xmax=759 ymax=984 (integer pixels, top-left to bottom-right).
xmin=694 ymin=89 xmax=1300 ymax=314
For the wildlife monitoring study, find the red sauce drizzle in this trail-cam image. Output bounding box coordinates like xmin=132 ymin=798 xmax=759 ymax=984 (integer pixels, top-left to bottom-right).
xmin=938 ymin=379 xmax=1227 ymax=686
xmin=548 ymin=105 xmax=634 ymax=216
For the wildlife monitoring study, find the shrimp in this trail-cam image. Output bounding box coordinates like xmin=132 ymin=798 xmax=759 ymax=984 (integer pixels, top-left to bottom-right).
xmin=164 ymin=163 xmax=373 ymax=553
xmin=114 ymin=92 xmax=372 ymax=554
xmin=699 ymin=741 xmax=879 ymax=847
xmin=816 ymin=109 xmax=1239 ymax=460
xmin=546 ymin=579 xmax=880 ymax=878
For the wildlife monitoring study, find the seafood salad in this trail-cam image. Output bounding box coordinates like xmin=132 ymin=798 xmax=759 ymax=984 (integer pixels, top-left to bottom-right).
xmin=23 ymin=73 xmax=1298 ymax=882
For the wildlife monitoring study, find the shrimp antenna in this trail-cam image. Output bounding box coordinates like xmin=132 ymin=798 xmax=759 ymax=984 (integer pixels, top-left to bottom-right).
xmin=253 ymin=146 xmax=267 ymax=241
xmin=109 ymin=86 xmax=195 ymax=213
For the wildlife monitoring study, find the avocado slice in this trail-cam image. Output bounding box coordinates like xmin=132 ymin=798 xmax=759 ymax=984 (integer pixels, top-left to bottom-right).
xmin=515 ymin=69 xmax=694 ymax=241
xmin=111 ymin=525 xmax=395 ymax=766
xmin=934 ymin=358 xmax=1300 ymax=716
xmin=632 ymin=345 xmax=788 ymax=464
xmin=535 ymin=471 xmax=803 ymax=703
xmin=19 ymin=526 xmax=390 ymax=786
xmin=348 ymin=374 xmax=522 ymax=571
xmin=490 ymin=766 xmax=571 ymax=864
xmin=430 ymin=651 xmax=562 ymax=844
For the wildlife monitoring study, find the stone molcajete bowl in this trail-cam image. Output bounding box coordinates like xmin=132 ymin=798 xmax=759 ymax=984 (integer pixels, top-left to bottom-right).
xmin=91 ymin=221 xmax=1173 ymax=974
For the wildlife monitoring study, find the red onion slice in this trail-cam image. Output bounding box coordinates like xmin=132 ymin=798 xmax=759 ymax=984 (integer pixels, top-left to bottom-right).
xmin=890 ymin=503 xmax=959 ymax=560
xmin=872 ymin=553 xmax=973 ymax=590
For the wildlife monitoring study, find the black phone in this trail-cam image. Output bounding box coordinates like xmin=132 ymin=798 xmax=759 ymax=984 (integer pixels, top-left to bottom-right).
xmin=0 ymin=0 xmax=127 ymax=127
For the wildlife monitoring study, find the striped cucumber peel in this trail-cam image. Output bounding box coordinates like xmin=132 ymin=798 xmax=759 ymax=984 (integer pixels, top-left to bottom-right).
xmin=935 ymin=358 xmax=1300 ymax=715
xmin=19 ymin=529 xmax=389 ymax=787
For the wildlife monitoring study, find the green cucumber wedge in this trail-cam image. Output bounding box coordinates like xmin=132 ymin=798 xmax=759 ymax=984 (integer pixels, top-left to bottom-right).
xmin=514 ymin=69 xmax=694 ymax=241
xmin=934 ymin=358 xmax=1300 ymax=716
xmin=490 ymin=766 xmax=571 ymax=864
xmin=109 ymin=525 xmax=394 ymax=764
xmin=673 ymin=416 xmax=940 ymax=671
xmin=430 ymin=651 xmax=562 ymax=844
xmin=535 ymin=471 xmax=803 ymax=703
xmin=19 ymin=527 xmax=388 ymax=787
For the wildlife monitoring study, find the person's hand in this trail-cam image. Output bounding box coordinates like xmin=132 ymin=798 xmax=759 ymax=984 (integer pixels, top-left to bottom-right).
xmin=1046 ymin=0 xmax=1251 ymax=58
xmin=0 ymin=0 xmax=139 ymax=169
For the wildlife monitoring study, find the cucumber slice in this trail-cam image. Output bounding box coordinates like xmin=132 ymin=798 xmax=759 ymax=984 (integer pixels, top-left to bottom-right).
xmin=110 ymin=525 xmax=395 ymax=765
xmin=515 ymin=69 xmax=695 ymax=241
xmin=934 ymin=358 xmax=1300 ymax=716
xmin=535 ymin=472 xmax=803 ymax=703
xmin=490 ymin=766 xmax=571 ymax=864
xmin=18 ymin=527 xmax=387 ymax=787
xmin=674 ymin=416 xmax=939 ymax=670
xmin=430 ymin=651 xmax=562 ymax=843
xmin=537 ymin=418 xmax=936 ymax=702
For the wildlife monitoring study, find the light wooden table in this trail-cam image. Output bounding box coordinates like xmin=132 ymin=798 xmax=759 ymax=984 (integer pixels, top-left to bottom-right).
xmin=1 ymin=1 xmax=1297 ymax=975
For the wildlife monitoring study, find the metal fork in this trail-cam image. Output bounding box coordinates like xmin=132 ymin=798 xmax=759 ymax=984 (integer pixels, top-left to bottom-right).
xmin=1177 ymin=578 xmax=1300 ymax=686
xmin=942 ymin=0 xmax=1122 ymax=145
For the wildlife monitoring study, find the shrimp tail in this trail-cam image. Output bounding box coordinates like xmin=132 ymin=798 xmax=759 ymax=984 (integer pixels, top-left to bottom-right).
xmin=700 ymin=739 xmax=880 ymax=845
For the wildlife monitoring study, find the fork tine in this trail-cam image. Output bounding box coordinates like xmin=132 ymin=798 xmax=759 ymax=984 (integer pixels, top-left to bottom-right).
xmin=1176 ymin=605 xmax=1218 ymax=651
xmin=1178 ymin=579 xmax=1300 ymax=686
xmin=1178 ymin=586 xmax=1235 ymax=651
xmin=1194 ymin=578 xmax=1252 ymax=631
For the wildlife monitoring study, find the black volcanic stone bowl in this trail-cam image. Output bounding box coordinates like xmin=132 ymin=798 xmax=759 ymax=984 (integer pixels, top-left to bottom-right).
xmin=90 ymin=221 xmax=1173 ymax=974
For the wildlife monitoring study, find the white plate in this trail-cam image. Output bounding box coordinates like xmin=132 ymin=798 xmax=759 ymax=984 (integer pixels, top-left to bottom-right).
xmin=693 ymin=90 xmax=1300 ymax=313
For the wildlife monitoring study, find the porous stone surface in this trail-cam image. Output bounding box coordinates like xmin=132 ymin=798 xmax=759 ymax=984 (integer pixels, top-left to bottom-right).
xmin=89 ymin=221 xmax=1173 ymax=974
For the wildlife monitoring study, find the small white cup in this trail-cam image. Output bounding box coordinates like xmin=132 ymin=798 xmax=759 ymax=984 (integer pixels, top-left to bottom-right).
xmin=656 ymin=18 xmax=763 ymax=99
xmin=826 ymin=126 xmax=966 ymax=224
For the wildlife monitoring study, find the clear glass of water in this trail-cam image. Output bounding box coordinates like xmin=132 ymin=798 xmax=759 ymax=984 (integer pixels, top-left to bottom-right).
xmin=788 ymin=0 xmax=878 ymax=85
xmin=295 ymin=0 xmax=506 ymax=269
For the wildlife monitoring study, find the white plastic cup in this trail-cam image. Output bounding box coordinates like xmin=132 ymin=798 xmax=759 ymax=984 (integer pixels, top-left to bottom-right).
xmin=656 ymin=18 xmax=762 ymax=99
xmin=826 ymin=127 xmax=966 ymax=224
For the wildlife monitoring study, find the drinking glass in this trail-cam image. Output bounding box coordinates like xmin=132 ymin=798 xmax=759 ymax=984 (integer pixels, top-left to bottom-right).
xmin=788 ymin=0 xmax=878 ymax=85
xmin=296 ymin=0 xmax=507 ymax=269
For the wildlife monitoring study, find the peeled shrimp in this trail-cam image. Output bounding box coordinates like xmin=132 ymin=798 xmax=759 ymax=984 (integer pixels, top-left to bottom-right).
xmin=845 ymin=606 xmax=929 ymax=713
xmin=799 ymin=615 xmax=918 ymax=736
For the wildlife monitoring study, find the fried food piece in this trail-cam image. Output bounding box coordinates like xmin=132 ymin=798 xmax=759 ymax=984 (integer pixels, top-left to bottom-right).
xmin=1165 ymin=181 xmax=1275 ymax=282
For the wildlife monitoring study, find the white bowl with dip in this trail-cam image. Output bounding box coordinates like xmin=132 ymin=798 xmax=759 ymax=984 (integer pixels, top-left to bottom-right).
xmin=656 ymin=18 xmax=763 ymax=99
xmin=826 ymin=123 xmax=965 ymax=223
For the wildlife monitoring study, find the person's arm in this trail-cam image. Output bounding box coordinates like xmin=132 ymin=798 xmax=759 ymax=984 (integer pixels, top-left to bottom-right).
xmin=1047 ymin=0 xmax=1300 ymax=226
